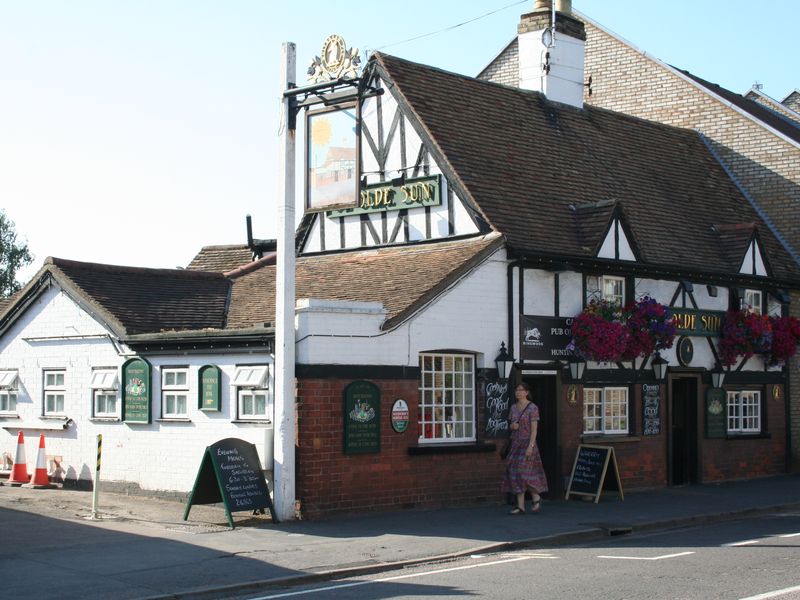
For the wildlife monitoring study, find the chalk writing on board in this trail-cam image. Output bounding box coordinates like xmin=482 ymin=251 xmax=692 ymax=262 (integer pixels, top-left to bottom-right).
xmin=484 ymin=380 xmax=510 ymax=437
xmin=642 ymin=384 xmax=661 ymax=436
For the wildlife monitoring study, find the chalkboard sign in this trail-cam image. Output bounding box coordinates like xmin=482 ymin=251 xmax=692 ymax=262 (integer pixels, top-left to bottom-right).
xmin=705 ymin=388 xmax=727 ymax=439
xmin=565 ymin=444 xmax=624 ymax=503
xmin=642 ymin=384 xmax=661 ymax=436
xmin=183 ymin=437 xmax=277 ymax=528
xmin=122 ymin=357 xmax=151 ymax=424
xmin=343 ymin=381 xmax=380 ymax=454
xmin=483 ymin=380 xmax=511 ymax=438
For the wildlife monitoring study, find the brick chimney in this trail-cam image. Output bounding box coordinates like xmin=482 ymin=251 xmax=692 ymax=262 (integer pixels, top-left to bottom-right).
xmin=518 ymin=0 xmax=586 ymax=108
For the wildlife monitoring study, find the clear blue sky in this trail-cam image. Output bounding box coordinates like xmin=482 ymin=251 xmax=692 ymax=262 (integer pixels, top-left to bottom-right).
xmin=1 ymin=1 xmax=797 ymax=284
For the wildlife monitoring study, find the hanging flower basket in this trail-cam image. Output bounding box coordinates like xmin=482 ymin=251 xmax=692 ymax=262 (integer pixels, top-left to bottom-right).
xmin=569 ymin=297 xmax=675 ymax=363
xmin=718 ymin=310 xmax=772 ymax=367
xmin=765 ymin=315 xmax=800 ymax=366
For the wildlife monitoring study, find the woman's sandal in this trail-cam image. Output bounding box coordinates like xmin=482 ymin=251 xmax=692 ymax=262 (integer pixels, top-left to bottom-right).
xmin=530 ymin=499 xmax=542 ymax=514
xmin=508 ymin=506 xmax=525 ymax=515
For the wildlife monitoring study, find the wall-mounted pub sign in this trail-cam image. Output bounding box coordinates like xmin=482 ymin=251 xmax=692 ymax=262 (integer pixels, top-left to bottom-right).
xmin=343 ymin=381 xmax=381 ymax=454
xmin=122 ymin=357 xmax=151 ymax=424
xmin=672 ymin=308 xmax=725 ymax=337
xmin=327 ymin=175 xmax=442 ymax=218
xmin=198 ymin=365 xmax=221 ymax=412
xmin=520 ymin=315 xmax=573 ymax=361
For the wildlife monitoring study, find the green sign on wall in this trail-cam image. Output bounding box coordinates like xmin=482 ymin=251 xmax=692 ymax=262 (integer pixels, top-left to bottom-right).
xmin=327 ymin=175 xmax=441 ymax=218
xmin=673 ymin=308 xmax=726 ymax=337
xmin=343 ymin=380 xmax=381 ymax=454
xmin=122 ymin=357 xmax=151 ymax=424
xmin=705 ymin=388 xmax=727 ymax=439
xmin=198 ymin=365 xmax=221 ymax=411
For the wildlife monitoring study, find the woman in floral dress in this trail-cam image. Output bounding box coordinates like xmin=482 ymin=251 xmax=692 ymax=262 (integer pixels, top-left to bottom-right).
xmin=501 ymin=382 xmax=548 ymax=514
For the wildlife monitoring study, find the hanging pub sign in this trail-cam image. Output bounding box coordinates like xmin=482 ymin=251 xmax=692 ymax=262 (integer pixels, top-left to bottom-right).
xmin=642 ymin=384 xmax=661 ymax=436
xmin=343 ymin=380 xmax=381 ymax=454
xmin=390 ymin=399 xmax=409 ymax=433
xmin=327 ymin=175 xmax=442 ymax=218
xmin=122 ymin=357 xmax=151 ymax=424
xmin=672 ymin=308 xmax=725 ymax=337
xmin=705 ymin=388 xmax=727 ymax=439
xmin=198 ymin=365 xmax=221 ymax=412
xmin=483 ymin=379 xmax=511 ymax=438
xmin=306 ymin=105 xmax=358 ymax=212
xmin=520 ymin=315 xmax=573 ymax=361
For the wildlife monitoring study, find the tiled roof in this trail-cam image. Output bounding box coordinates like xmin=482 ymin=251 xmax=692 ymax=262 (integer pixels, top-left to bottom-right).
xmin=46 ymin=258 xmax=231 ymax=335
xmin=226 ymin=234 xmax=503 ymax=330
xmin=187 ymin=244 xmax=254 ymax=272
xmin=678 ymin=69 xmax=800 ymax=145
xmin=373 ymin=53 xmax=800 ymax=282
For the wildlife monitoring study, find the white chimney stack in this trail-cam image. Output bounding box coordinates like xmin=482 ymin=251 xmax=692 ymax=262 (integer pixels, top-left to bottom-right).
xmin=518 ymin=0 xmax=586 ymax=108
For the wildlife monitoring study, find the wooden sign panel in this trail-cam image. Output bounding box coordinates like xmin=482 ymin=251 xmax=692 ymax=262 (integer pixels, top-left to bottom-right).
xmin=343 ymin=381 xmax=380 ymax=454
xmin=122 ymin=358 xmax=151 ymax=424
xmin=565 ymin=444 xmax=624 ymax=503
xmin=705 ymin=388 xmax=727 ymax=439
xmin=642 ymin=384 xmax=661 ymax=436
xmin=198 ymin=364 xmax=221 ymax=411
xmin=183 ymin=437 xmax=277 ymax=528
xmin=483 ymin=380 xmax=511 ymax=438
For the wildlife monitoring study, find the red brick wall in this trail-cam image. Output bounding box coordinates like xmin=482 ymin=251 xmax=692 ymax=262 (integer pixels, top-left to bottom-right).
xmin=296 ymin=377 xmax=506 ymax=518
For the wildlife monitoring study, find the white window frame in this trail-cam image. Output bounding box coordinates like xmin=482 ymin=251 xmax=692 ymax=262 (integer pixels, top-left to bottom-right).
xmin=161 ymin=367 xmax=189 ymax=418
xmin=90 ymin=368 xmax=119 ymax=418
xmin=0 ymin=370 xmax=19 ymax=414
xmin=418 ymin=352 xmax=476 ymax=443
xmin=586 ymin=275 xmax=626 ymax=306
xmin=727 ymin=390 xmax=761 ymax=434
xmin=232 ymin=365 xmax=270 ymax=420
xmin=742 ymin=289 xmax=763 ymax=315
xmin=583 ymin=387 xmax=629 ymax=434
xmin=43 ymin=369 xmax=66 ymax=415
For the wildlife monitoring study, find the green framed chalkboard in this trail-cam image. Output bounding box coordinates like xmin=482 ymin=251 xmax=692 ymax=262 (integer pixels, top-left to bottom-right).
xmin=198 ymin=364 xmax=221 ymax=411
xmin=565 ymin=444 xmax=624 ymax=503
xmin=184 ymin=437 xmax=277 ymax=529
xmin=705 ymin=388 xmax=727 ymax=438
xmin=122 ymin=358 xmax=151 ymax=424
xmin=343 ymin=380 xmax=380 ymax=454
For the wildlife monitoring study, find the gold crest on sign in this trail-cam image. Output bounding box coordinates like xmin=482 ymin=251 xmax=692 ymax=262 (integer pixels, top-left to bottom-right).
xmin=308 ymin=34 xmax=361 ymax=83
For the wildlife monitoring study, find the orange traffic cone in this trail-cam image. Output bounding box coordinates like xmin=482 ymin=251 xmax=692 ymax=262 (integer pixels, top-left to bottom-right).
xmin=23 ymin=434 xmax=54 ymax=489
xmin=5 ymin=431 xmax=30 ymax=486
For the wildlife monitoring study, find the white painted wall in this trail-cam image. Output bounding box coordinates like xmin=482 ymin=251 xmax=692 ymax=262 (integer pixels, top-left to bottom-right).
xmin=0 ymin=284 xmax=273 ymax=494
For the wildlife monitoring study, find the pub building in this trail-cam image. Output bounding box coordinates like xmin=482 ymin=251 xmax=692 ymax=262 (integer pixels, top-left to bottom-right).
xmin=279 ymin=6 xmax=800 ymax=517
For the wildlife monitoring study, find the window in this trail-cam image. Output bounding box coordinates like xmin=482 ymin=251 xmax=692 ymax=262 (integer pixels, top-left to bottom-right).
xmin=161 ymin=367 xmax=188 ymax=418
xmin=90 ymin=368 xmax=118 ymax=418
xmin=742 ymin=289 xmax=762 ymax=315
xmin=232 ymin=365 xmax=270 ymax=419
xmin=44 ymin=370 xmax=66 ymax=415
xmin=418 ymin=353 xmax=475 ymax=442
xmin=583 ymin=387 xmax=628 ymax=434
xmin=727 ymin=390 xmax=761 ymax=434
xmin=586 ymin=275 xmax=625 ymax=306
xmin=0 ymin=370 xmax=18 ymax=413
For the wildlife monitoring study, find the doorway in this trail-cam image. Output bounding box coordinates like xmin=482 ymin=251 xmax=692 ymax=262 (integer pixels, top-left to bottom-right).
xmin=670 ymin=377 xmax=699 ymax=485
xmin=523 ymin=375 xmax=559 ymax=497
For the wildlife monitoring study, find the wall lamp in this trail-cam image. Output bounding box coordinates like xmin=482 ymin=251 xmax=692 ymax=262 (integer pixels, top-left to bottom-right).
xmin=495 ymin=342 xmax=515 ymax=380
xmin=711 ymin=367 xmax=726 ymax=389
xmin=651 ymin=352 xmax=668 ymax=381
xmin=568 ymin=354 xmax=586 ymax=381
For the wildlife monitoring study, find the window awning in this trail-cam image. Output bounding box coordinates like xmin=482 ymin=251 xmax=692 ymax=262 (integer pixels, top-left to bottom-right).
xmin=0 ymin=371 xmax=18 ymax=389
xmin=90 ymin=369 xmax=118 ymax=390
xmin=232 ymin=365 xmax=268 ymax=388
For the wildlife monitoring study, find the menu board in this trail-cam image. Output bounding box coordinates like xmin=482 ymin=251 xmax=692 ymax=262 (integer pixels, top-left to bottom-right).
xmin=642 ymin=384 xmax=661 ymax=436
xmin=483 ymin=380 xmax=511 ymax=438
xmin=565 ymin=444 xmax=624 ymax=503
xmin=183 ymin=438 xmax=276 ymax=528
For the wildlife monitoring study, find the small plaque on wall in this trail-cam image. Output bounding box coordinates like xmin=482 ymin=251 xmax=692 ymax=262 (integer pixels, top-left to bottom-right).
xmin=677 ymin=336 xmax=694 ymax=367
xmin=198 ymin=365 xmax=221 ymax=411
xmin=122 ymin=357 xmax=151 ymax=424
xmin=343 ymin=381 xmax=381 ymax=454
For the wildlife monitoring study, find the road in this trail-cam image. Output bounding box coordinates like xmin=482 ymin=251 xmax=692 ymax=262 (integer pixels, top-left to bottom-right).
xmin=234 ymin=513 xmax=800 ymax=600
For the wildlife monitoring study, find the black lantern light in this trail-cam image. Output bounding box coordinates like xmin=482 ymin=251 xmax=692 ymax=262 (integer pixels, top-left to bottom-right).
xmin=568 ymin=354 xmax=586 ymax=381
xmin=711 ymin=367 xmax=726 ymax=389
xmin=652 ymin=352 xmax=668 ymax=381
xmin=495 ymin=342 xmax=515 ymax=380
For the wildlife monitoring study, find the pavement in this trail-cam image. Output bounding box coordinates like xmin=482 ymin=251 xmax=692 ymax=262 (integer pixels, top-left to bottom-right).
xmin=1 ymin=473 xmax=799 ymax=600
